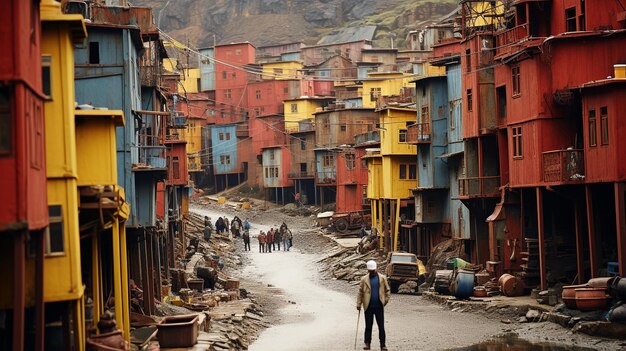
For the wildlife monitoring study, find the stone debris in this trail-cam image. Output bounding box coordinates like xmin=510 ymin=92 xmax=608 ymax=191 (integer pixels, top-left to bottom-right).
xmin=317 ymin=247 xmax=386 ymax=284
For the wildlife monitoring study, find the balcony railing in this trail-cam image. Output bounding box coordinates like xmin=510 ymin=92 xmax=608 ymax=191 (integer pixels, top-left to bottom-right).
xmin=355 ymin=130 xmax=380 ymax=145
xmin=458 ymin=176 xmax=500 ymax=198
xmin=407 ymin=123 xmax=431 ymax=144
xmin=288 ymin=171 xmax=315 ymax=179
xmin=140 ymin=65 xmax=160 ymax=87
xmin=542 ymin=149 xmax=584 ymax=183
xmin=316 ymin=171 xmax=336 ymax=185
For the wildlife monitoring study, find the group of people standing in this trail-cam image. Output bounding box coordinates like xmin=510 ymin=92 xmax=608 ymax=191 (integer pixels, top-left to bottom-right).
xmin=256 ymin=222 xmax=292 ymax=253
xmin=202 ymin=214 xmax=292 ymax=254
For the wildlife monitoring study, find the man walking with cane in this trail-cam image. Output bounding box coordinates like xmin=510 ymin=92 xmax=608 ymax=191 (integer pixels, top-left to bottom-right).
xmin=356 ymin=260 xmax=390 ymax=351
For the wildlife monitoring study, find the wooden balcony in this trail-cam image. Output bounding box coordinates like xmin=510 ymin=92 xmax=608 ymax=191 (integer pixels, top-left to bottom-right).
xmin=316 ymin=171 xmax=336 ymax=185
xmin=288 ymin=171 xmax=315 ymax=179
xmin=495 ymin=23 xmax=545 ymax=59
xmin=236 ymin=124 xmax=249 ymax=138
xmin=458 ymin=176 xmax=500 ymax=199
xmin=140 ymin=65 xmax=160 ymax=87
xmin=407 ymin=123 xmax=431 ymax=144
xmin=542 ymin=149 xmax=584 ymax=183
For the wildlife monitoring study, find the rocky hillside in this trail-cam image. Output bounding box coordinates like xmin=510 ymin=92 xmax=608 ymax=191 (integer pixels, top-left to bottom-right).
xmin=133 ymin=0 xmax=457 ymax=48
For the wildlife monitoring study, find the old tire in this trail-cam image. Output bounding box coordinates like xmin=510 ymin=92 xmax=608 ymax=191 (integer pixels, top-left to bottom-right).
xmin=335 ymin=219 xmax=349 ymax=233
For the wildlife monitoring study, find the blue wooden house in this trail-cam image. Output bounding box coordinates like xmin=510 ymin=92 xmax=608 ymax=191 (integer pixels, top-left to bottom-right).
xmin=409 ymin=61 xmax=470 ymax=260
xmin=74 ymin=23 xmax=165 ymax=229
xmin=199 ymin=47 xmax=215 ymax=92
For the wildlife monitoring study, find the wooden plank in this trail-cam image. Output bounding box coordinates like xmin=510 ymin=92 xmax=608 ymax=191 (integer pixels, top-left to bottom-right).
xmin=614 ymin=182 xmax=626 ymax=276
xmin=574 ymin=197 xmax=585 ymax=284
xmin=536 ymin=187 xmax=547 ymax=290
xmin=585 ymin=185 xmax=597 ymax=278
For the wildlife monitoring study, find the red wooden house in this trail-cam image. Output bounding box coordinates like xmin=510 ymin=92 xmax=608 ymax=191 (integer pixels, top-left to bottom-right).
xmin=214 ymin=42 xmax=255 ymax=123
xmin=490 ymin=0 xmax=626 ymax=288
xmin=335 ymin=147 xmax=369 ymax=214
xmin=0 ymin=0 xmax=47 ymax=349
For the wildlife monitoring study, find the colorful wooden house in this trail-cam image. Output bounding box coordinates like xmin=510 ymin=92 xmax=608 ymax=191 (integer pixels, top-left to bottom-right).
xmin=362 ymin=72 xmax=416 ymax=109
xmin=261 ymin=61 xmax=303 ymax=80
xmin=40 ymin=2 xmax=88 ymax=348
xmin=199 ymin=47 xmax=216 ymax=92
xmin=214 ymin=42 xmax=255 ymax=123
xmin=261 ymin=146 xmax=294 ymax=203
xmin=366 ymin=107 xmax=418 ymax=252
xmin=335 ymin=147 xmax=369 ymax=214
xmin=284 ymin=97 xmax=334 ymax=133
xmin=210 ymin=124 xmax=247 ymax=191
xmin=288 ymin=122 xmax=317 ymax=205
xmin=0 ymin=0 xmax=47 ymax=349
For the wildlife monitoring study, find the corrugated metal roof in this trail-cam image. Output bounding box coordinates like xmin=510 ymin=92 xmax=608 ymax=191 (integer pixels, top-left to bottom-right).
xmin=317 ymin=26 xmax=377 ymax=45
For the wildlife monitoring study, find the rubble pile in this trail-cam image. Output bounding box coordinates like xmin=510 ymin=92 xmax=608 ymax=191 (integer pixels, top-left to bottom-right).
xmin=137 ymin=212 xmax=269 ymax=349
xmin=317 ymin=247 xmax=386 ymax=284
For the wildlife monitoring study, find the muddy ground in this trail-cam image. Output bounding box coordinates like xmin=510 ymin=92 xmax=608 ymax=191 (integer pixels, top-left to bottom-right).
xmin=191 ymin=202 xmax=625 ymax=351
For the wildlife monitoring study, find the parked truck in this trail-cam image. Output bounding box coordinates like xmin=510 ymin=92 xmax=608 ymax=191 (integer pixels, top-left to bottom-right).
xmin=385 ymin=252 xmax=426 ymax=293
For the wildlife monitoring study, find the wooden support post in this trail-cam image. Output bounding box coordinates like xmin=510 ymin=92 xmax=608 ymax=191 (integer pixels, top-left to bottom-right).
xmin=614 ymin=182 xmax=626 ymax=276
xmin=12 ymin=232 xmax=25 ymax=351
xmin=92 ymin=234 xmax=102 ymax=331
xmin=378 ymin=200 xmax=383 ymax=250
xmin=35 ymin=231 xmax=44 ymax=351
xmin=140 ymin=233 xmax=152 ymax=315
xmin=536 ymin=187 xmax=547 ymax=290
xmin=390 ymin=199 xmax=396 ymax=252
xmin=112 ymin=219 xmax=124 ymax=338
xmin=574 ymin=198 xmax=585 ymax=284
xmin=585 ymin=185 xmax=597 ymax=278
xmin=120 ymin=222 xmax=130 ymax=341
xmin=382 ymin=200 xmax=388 ymax=252
xmin=394 ymin=198 xmax=401 ymax=252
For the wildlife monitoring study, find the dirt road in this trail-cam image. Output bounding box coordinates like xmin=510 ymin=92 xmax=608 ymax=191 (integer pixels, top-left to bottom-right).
xmin=191 ymin=204 xmax=621 ymax=351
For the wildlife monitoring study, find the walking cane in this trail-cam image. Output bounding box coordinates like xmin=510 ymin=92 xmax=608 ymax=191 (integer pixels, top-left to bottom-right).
xmin=354 ymin=309 xmax=361 ymax=350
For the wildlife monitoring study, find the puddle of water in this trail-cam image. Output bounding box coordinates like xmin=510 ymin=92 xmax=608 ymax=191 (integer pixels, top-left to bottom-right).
xmin=450 ymin=337 xmax=596 ymax=351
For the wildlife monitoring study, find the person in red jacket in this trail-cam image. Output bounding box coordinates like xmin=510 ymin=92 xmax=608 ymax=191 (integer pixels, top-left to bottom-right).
xmin=258 ymin=231 xmax=266 ymax=253
xmin=266 ymin=229 xmax=274 ymax=253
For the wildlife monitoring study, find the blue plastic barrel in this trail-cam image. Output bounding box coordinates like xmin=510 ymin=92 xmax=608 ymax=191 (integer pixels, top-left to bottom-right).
xmin=453 ymin=269 xmax=475 ymax=299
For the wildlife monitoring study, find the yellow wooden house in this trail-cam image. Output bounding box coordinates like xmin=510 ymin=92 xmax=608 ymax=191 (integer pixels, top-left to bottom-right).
xmin=75 ymin=110 xmax=131 ymax=342
xmin=40 ymin=1 xmax=87 ymax=349
xmin=361 ymin=72 xmax=415 ymax=108
xmin=283 ymin=97 xmax=332 ymax=133
xmin=262 ymin=61 xmax=303 ymax=80
xmin=366 ymin=107 xmax=418 ymax=252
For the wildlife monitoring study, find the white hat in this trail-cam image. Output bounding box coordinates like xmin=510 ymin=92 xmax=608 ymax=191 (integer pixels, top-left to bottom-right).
xmin=366 ymin=260 xmax=377 ymax=270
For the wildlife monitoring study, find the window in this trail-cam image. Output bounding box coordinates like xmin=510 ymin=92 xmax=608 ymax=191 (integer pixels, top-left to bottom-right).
xmin=409 ymin=164 xmax=417 ymax=180
xmin=565 ymin=7 xmax=577 ymax=32
xmin=497 ymin=86 xmax=507 ymax=119
xmin=270 ymin=150 xmax=275 ymax=160
xmin=265 ymin=167 xmax=269 ymax=178
xmin=0 ymin=85 xmax=10 ymax=155
xmin=449 ymin=102 xmax=455 ymax=130
xmin=172 ymin=156 xmax=180 ymax=179
xmin=284 ymin=87 xmax=289 ymax=94
xmin=588 ymin=109 xmax=597 ymax=147
xmin=600 ymin=106 xmax=608 ymax=145
xmin=300 ymin=139 xmax=306 ymax=150
xmin=323 ymin=154 xmax=334 ymax=167
xmin=225 ymin=132 xmax=231 ymax=140
xmin=42 ymin=56 xmax=51 ymax=99
xmin=340 ymin=124 xmax=347 ymax=132
xmin=254 ymin=108 xmax=261 ymax=117
xmin=399 ymin=129 xmax=408 ymax=143
xmin=512 ymin=65 xmax=521 ymax=96
xmin=399 ymin=164 xmax=407 ymax=179
xmin=46 ymin=205 xmax=65 ymax=256
xmin=235 ymin=49 xmax=242 ymax=55
xmin=273 ymin=68 xmax=283 ymax=75
xmin=467 ymin=89 xmax=473 ymax=111
xmin=222 ymin=71 xmax=228 ymax=79
xmin=345 ymin=153 xmax=355 ymax=169
xmin=512 ymin=126 xmax=523 ymax=158
xmin=224 ymin=89 xmax=231 ymax=99
xmin=232 ymin=72 xmax=237 ymax=78
xmin=370 ymin=87 xmax=381 ymax=101
xmin=219 ymin=132 xmax=224 ymax=140
xmin=466 ymin=49 xmax=471 ymax=72
xmin=255 ymin=90 xmax=261 ymax=100
xmin=89 ymin=42 xmax=100 ymax=64
xmin=220 ymin=155 xmax=231 ymax=164
xmin=291 ymin=103 xmax=298 ymax=113
xmin=300 ymin=163 xmax=307 ymax=173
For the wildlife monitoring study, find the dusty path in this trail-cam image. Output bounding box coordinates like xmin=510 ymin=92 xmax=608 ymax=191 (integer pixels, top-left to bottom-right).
xmin=191 ymin=204 xmax=621 ymax=351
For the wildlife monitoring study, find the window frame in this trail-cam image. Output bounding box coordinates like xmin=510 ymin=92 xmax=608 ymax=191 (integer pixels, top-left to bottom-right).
xmin=45 ymin=205 xmax=65 ymax=256
xmin=512 ymin=126 xmax=523 ymax=159
xmin=0 ymin=85 xmax=12 ymax=156
xmin=345 ymin=153 xmax=355 ymax=170
xmin=588 ymin=109 xmax=597 ymax=147
xmin=399 ymin=164 xmax=407 ymax=180
xmin=399 ymin=129 xmax=408 ymax=143
xmin=600 ymin=106 xmax=609 ymax=146
xmin=466 ymin=89 xmax=473 ymax=112
xmin=512 ymin=65 xmax=521 ymax=97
